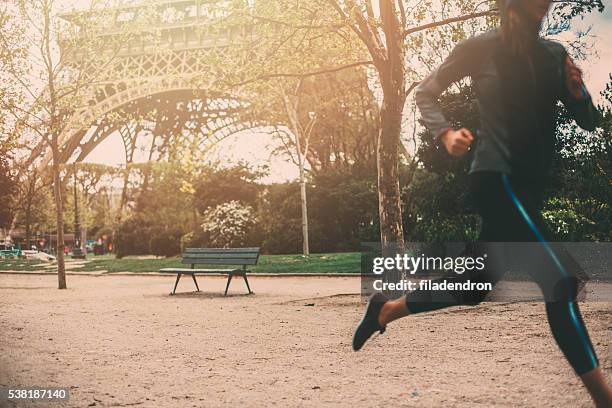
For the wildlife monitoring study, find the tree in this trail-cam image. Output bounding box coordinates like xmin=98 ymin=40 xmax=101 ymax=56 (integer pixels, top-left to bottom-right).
xmin=543 ymin=76 xmax=612 ymax=241
xmin=268 ymin=71 xmax=380 ymax=255
xmin=3 ymin=0 xmax=142 ymax=288
xmin=275 ymin=78 xmax=318 ymax=255
xmin=300 ymin=71 xmax=379 ymax=174
xmin=0 ymin=142 xmax=18 ymax=230
xmin=193 ymin=163 xmax=265 ymax=214
xmin=321 ymin=0 xmax=601 ymax=255
xmin=0 ymin=4 xmax=25 ymax=232
xmin=219 ymin=1 xmax=371 ymax=255
xmin=63 ymin=163 xmax=117 ymax=250
xmin=13 ymin=167 xmax=55 ymax=248
xmin=324 ymin=0 xmax=499 ymax=250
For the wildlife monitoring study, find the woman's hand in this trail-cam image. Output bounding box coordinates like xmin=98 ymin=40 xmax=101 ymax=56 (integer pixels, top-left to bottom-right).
xmin=565 ymin=56 xmax=586 ymax=100
xmin=441 ymin=128 xmax=474 ymax=157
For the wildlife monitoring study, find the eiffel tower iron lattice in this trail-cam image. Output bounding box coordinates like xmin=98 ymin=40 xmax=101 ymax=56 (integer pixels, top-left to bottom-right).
xmin=27 ymin=0 xmax=263 ymax=169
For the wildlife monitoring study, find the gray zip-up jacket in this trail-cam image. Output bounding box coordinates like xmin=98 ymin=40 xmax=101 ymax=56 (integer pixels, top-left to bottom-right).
xmin=415 ymin=29 xmax=600 ymax=182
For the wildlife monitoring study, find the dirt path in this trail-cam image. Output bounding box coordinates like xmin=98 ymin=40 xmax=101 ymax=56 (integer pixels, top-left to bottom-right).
xmin=0 ymin=274 xmax=610 ymax=407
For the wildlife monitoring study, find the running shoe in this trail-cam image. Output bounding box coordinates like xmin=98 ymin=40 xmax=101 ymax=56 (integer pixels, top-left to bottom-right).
xmin=352 ymin=292 xmax=388 ymax=351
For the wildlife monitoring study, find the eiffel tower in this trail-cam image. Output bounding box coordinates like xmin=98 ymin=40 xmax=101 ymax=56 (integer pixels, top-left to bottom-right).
xmin=29 ymin=0 xmax=260 ymax=168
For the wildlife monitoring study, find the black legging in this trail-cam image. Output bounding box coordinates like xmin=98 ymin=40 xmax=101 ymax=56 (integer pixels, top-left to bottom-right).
xmin=405 ymin=171 xmax=599 ymax=375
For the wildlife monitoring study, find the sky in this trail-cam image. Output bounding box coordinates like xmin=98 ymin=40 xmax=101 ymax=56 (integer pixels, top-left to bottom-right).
xmin=82 ymin=3 xmax=612 ymax=183
xmin=555 ymin=4 xmax=612 ymax=105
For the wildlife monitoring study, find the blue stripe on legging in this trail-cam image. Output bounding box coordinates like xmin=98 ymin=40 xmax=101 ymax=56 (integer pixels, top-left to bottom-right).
xmin=501 ymin=174 xmax=597 ymax=370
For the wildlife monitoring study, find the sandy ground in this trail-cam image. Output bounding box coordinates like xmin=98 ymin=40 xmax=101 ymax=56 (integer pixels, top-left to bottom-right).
xmin=0 ymin=273 xmax=610 ymax=408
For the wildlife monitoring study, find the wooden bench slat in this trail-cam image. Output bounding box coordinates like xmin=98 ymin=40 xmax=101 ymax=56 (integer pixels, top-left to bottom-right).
xmin=182 ymin=254 xmax=259 ymax=260
xmin=183 ymin=254 xmax=259 ymax=260
xmin=181 ymin=256 xmax=259 ymax=261
xmin=160 ymin=268 xmax=243 ymax=273
xmin=181 ymin=258 xmax=258 ymax=265
xmin=185 ymin=247 xmax=260 ymax=253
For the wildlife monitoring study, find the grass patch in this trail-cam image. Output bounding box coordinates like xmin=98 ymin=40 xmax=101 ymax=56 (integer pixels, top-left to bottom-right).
xmin=49 ymin=252 xmax=361 ymax=274
xmin=0 ymin=259 xmax=51 ymax=271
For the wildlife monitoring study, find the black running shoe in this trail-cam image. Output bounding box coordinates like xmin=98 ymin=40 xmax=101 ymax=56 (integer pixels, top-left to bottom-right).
xmin=352 ymin=293 xmax=388 ymax=351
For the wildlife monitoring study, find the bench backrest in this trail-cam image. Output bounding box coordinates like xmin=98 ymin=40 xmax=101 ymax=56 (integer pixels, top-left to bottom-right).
xmin=182 ymin=248 xmax=260 ymax=267
xmin=0 ymin=249 xmax=21 ymax=257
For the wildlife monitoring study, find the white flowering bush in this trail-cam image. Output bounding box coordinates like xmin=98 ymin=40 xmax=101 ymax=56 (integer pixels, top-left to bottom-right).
xmin=200 ymin=201 xmax=255 ymax=248
xmin=542 ymin=197 xmax=596 ymax=239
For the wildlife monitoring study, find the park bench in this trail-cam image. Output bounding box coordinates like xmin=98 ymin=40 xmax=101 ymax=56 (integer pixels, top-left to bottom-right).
xmin=0 ymin=249 xmax=22 ymax=258
xmin=160 ymin=248 xmax=259 ymax=296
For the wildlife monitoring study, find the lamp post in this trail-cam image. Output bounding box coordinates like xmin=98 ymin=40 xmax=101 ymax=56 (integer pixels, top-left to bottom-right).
xmin=72 ymin=163 xmax=86 ymax=259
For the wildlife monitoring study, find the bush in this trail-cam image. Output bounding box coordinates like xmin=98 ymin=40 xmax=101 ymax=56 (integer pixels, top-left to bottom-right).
xmin=114 ymin=218 xmax=150 ymax=258
xmin=201 ymin=201 xmax=255 ymax=248
xmin=180 ymin=230 xmax=210 ymax=251
xmin=115 ymin=218 xmax=184 ymax=258
xmin=149 ymin=228 xmax=183 ymax=257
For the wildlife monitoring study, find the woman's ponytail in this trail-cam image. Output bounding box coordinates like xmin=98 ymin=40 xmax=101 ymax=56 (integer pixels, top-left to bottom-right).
xmin=498 ymin=0 xmax=540 ymax=56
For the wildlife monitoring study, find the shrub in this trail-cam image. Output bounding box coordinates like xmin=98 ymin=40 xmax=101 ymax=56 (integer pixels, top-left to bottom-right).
xmin=180 ymin=230 xmax=211 ymax=251
xmin=114 ymin=218 xmax=150 ymax=258
xmin=149 ymin=228 xmax=183 ymax=257
xmin=201 ymin=201 xmax=255 ymax=248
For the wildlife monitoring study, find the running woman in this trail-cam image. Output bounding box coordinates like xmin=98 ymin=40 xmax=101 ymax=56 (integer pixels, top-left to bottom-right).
xmin=352 ymin=1 xmax=612 ymax=406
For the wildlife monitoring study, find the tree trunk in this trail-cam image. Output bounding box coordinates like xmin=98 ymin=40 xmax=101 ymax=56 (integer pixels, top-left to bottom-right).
xmin=24 ymin=199 xmax=32 ymax=249
xmin=298 ymin=162 xmax=310 ymax=256
xmin=377 ymin=0 xmax=407 ymax=251
xmin=280 ymin=81 xmax=311 ymax=257
xmin=116 ymin=167 xmax=130 ymax=225
xmin=377 ymin=90 xmax=406 ymax=299
xmin=377 ymin=92 xmax=405 ymax=248
xmin=51 ymin=151 xmax=67 ymax=289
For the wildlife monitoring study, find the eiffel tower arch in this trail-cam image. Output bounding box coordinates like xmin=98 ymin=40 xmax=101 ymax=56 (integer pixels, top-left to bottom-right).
xmin=31 ymin=0 xmax=263 ymax=168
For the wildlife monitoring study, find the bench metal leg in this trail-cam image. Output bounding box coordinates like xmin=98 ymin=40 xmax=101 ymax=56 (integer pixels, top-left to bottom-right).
xmin=243 ymin=274 xmax=253 ymax=294
xmin=171 ymin=273 xmax=182 ymax=295
xmin=224 ymin=273 xmax=233 ymax=296
xmin=191 ymin=274 xmax=200 ymax=292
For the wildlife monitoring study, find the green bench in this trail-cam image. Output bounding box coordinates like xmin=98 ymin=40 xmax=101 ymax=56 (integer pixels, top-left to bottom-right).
xmin=161 ymin=248 xmax=259 ymax=296
xmin=0 ymin=249 xmax=21 ymax=258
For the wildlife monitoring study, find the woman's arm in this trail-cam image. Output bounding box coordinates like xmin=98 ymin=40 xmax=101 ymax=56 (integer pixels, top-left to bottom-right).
xmin=562 ymin=55 xmax=600 ymax=131
xmin=415 ymin=38 xmax=479 ymax=156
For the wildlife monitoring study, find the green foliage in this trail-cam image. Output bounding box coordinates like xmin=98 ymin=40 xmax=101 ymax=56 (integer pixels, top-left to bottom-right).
xmin=308 ymin=166 xmax=380 ymax=250
xmin=550 ymin=0 xmax=604 ymax=22
xmin=149 ymin=228 xmax=183 ymax=257
xmin=200 ymin=201 xmax=256 ymax=248
xmin=544 ymin=88 xmax=612 ymax=241
xmin=412 ymin=76 xmax=612 ymax=243
xmin=258 ymin=183 xmax=303 ymax=254
xmin=259 ymin=166 xmax=379 ymax=254
xmin=193 ymin=163 xmax=266 ymax=213
xmin=0 ymin=143 xmax=17 ymax=229
xmin=116 ymin=219 xmax=183 ymax=258
xmin=114 ymin=218 xmax=151 ymax=259
xmin=133 ymin=161 xmax=196 ymax=231
xmin=6 ymin=0 xmax=605 ymax=257
xmin=410 ymin=77 xmax=612 ymax=243
xmin=542 ymin=197 xmax=604 ymax=241
xmin=407 ymin=86 xmax=481 ymax=242
xmin=180 ymin=230 xmax=210 ymax=251
xmin=402 ymin=169 xmax=480 ymax=243
xmin=13 ymin=171 xmax=55 ymax=243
